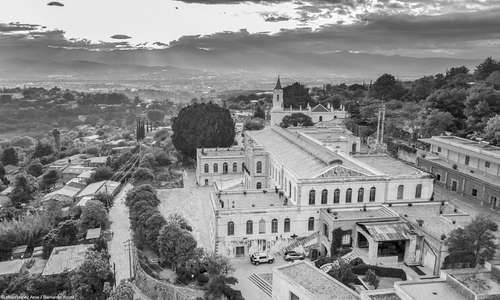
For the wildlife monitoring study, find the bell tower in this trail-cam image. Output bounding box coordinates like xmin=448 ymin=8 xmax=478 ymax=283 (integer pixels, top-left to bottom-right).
xmin=272 ymin=76 xmax=284 ymax=111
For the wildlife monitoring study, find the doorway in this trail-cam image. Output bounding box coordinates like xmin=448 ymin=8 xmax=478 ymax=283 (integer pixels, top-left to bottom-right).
xmin=451 ymin=180 xmax=457 ymax=192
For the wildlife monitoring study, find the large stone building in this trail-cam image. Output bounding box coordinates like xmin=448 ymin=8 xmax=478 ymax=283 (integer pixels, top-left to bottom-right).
xmin=418 ymin=135 xmax=500 ymax=209
xmin=269 ymin=77 xmax=348 ymax=126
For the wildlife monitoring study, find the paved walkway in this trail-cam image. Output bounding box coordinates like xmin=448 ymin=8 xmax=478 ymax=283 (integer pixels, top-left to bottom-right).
xmin=156 ymin=169 xmax=214 ymax=250
xmin=108 ymin=183 xmax=134 ymax=284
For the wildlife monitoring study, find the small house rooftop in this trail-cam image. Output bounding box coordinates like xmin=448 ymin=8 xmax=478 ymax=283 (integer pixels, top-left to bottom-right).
xmin=42 ymin=244 xmax=93 ymax=276
xmin=0 ymin=259 xmax=25 ymax=276
xmin=396 ymin=279 xmax=464 ymax=300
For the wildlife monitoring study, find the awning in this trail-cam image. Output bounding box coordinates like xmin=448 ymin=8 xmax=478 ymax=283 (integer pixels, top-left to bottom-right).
xmin=358 ymin=221 xmax=414 ymax=242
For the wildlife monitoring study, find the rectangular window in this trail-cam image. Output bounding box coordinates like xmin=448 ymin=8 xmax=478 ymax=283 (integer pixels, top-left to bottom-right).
xmin=465 ymin=155 xmax=470 ymax=165
xmin=342 ymin=234 xmax=351 ymax=245
xmin=437 ymin=146 xmax=442 ymax=152
xmin=472 ymin=188 xmax=478 ymax=197
xmin=485 ymin=161 xmax=491 ymax=168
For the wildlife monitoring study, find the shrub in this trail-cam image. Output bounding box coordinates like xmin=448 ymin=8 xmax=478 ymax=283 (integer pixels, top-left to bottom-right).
xmin=42 ymin=219 xmax=79 ymax=258
xmin=85 ymin=147 xmax=99 ymax=156
xmin=132 ymin=167 xmax=154 ymax=182
xmin=125 ymin=184 xmax=159 ymax=207
xmin=351 ymin=264 xmax=407 ymax=280
xmin=80 ymin=200 xmax=108 ymax=230
xmin=89 ymin=167 xmax=113 ymax=183
xmin=364 ymin=269 xmax=379 ymax=289
xmin=442 ymin=251 xmax=475 ymax=269
xmin=349 ymin=257 xmax=364 ymax=266
xmin=26 ymin=160 xmax=44 ymax=177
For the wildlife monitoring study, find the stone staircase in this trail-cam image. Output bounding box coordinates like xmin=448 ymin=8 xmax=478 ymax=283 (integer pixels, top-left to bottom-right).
xmin=319 ymin=248 xmax=362 ymax=273
xmin=249 ymin=273 xmax=272 ymax=297
xmin=275 ymin=232 xmax=319 ymax=255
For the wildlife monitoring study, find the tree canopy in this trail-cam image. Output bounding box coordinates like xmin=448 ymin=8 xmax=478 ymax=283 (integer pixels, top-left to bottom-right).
xmin=1 ymin=147 xmax=18 ymax=166
xmin=172 ymin=103 xmax=235 ymax=158
xmin=280 ymin=113 xmax=313 ymax=128
xmin=80 ymin=200 xmax=108 ymax=230
xmin=89 ymin=167 xmax=113 ymax=183
xmin=283 ymin=82 xmax=311 ymax=108
xmin=157 ymin=223 xmax=197 ymax=269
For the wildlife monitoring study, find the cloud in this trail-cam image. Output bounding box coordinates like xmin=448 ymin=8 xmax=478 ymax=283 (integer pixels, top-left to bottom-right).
xmin=262 ymin=13 xmax=291 ymax=22
xmin=110 ymin=34 xmax=132 ymax=40
xmin=0 ymin=23 xmax=40 ymax=32
xmin=47 ymin=1 xmax=64 ymax=7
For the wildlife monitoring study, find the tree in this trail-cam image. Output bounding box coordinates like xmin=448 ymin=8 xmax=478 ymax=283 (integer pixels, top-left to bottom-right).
xmin=372 ymin=73 xmax=405 ymax=101
xmin=364 ymin=269 xmax=379 ymax=289
xmin=0 ymin=163 xmax=4 ymax=179
xmin=424 ymin=88 xmax=467 ymax=119
xmin=157 ymin=223 xmax=197 ymax=270
xmin=483 ymin=115 xmax=500 ymax=145
xmin=172 ymin=103 xmax=235 ymax=158
xmin=445 ymin=66 xmax=469 ymax=80
xmin=166 ymin=213 xmax=193 ymax=231
xmin=327 ymin=258 xmax=357 ymax=286
xmin=125 ymin=184 xmax=159 ymax=207
xmin=9 ymin=174 xmax=33 ymax=207
xmin=154 ymin=151 xmax=171 ymax=166
xmin=39 ymin=170 xmax=59 ymax=191
xmin=253 ymin=105 xmax=266 ymax=119
xmin=80 ymin=200 xmax=108 ymax=230
xmin=27 ymin=160 xmax=44 ymax=177
xmin=204 ymin=252 xmax=234 ymax=276
xmin=418 ymin=109 xmax=457 ymax=137
xmin=244 ymin=118 xmax=265 ymax=131
xmin=108 ymin=280 xmax=134 ymax=300
xmin=42 ymin=219 xmax=79 ymax=258
xmin=475 ymin=57 xmax=500 ymax=80
xmin=141 ymin=211 xmax=166 ymax=250
xmin=1 ymin=147 xmax=18 ymax=166
xmin=465 ymin=84 xmax=500 ymax=132
xmin=280 ymin=113 xmax=313 ymax=128
xmin=132 ymin=167 xmax=154 ymax=182
xmin=89 ymin=167 xmax=113 ymax=183
xmin=52 ymin=128 xmax=61 ymax=152
xmin=33 ymin=141 xmax=54 ymax=158
xmin=446 ymin=215 xmax=498 ymax=267
xmin=486 ymin=71 xmax=500 ymax=89
xmin=94 ymin=192 xmax=113 ymax=209
xmin=283 ymin=82 xmax=311 ymax=108
xmin=147 ymin=109 xmax=165 ymax=124
xmin=71 ymin=250 xmax=113 ymax=300
xmin=205 ymin=275 xmax=239 ymax=300
xmin=154 ymin=128 xmax=169 ymax=141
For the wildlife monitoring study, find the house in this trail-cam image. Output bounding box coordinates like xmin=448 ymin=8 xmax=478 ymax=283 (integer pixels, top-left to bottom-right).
xmin=85 ymin=228 xmax=102 ymax=242
xmin=11 ymin=245 xmax=28 ymax=259
xmin=42 ymin=244 xmax=93 ymax=276
xmin=75 ymin=180 xmax=120 ymax=201
xmin=418 ymin=135 xmax=500 ymax=209
xmin=272 ymin=261 xmax=359 ymax=300
xmin=42 ymin=185 xmax=82 ymax=207
xmin=61 ymin=165 xmax=95 ymax=183
xmin=85 ymin=156 xmax=108 ymax=168
xmin=0 ymin=259 xmax=25 ymax=278
xmin=65 ymin=177 xmax=88 ymax=189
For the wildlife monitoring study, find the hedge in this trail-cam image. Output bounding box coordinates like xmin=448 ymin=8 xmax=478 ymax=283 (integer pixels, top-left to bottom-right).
xmin=442 ymin=251 xmax=474 ymax=269
xmin=351 ymin=264 xmax=407 ymax=280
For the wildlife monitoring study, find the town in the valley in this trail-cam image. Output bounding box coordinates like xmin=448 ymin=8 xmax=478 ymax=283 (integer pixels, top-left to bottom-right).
xmin=1 ymin=56 xmax=500 ymax=300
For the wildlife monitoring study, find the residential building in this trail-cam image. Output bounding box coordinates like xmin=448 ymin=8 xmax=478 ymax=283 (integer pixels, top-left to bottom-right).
xmin=42 ymin=185 xmax=82 ymax=207
xmin=42 ymin=244 xmax=94 ymax=276
xmin=0 ymin=260 xmax=25 ymax=278
xmin=418 ymin=135 xmax=500 ymax=209
xmin=75 ymin=180 xmax=120 ymax=201
xmin=61 ymin=165 xmax=95 ymax=183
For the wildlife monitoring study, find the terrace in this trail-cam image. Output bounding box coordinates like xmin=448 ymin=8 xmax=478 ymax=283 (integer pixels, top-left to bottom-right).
xmin=213 ymin=189 xmax=292 ymax=210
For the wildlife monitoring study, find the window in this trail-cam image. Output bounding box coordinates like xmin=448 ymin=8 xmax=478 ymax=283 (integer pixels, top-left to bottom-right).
xmin=486 ymin=161 xmax=491 ymax=168
xmin=289 ymin=182 xmax=292 ymax=197
xmin=204 ymin=179 xmax=208 ymax=185
xmin=227 ymin=221 xmax=234 ymax=236
xmin=323 ymin=223 xmax=329 ymax=237
xmin=308 ymin=217 xmax=314 ymax=231
xmin=321 ymin=189 xmax=328 ymax=204
xmin=319 ymin=116 xmax=323 ymax=122
xmin=256 ymin=161 xmax=262 ymax=173
xmin=357 ymin=188 xmax=364 ymax=203
xmin=415 ymin=184 xmax=422 ymax=199
xmin=369 ymin=187 xmax=376 ymax=202
xmin=284 ymin=218 xmax=290 ymax=232
xmin=436 ymin=173 xmax=441 ymax=181
xmin=213 ymin=163 xmax=218 ymax=173
xmin=290 ymin=292 xmax=299 ymax=300
xmin=246 ymin=220 xmax=253 ymax=234
xmin=451 ymin=180 xmax=458 ymax=191
xmin=256 ymin=182 xmax=262 ymax=189
xmin=233 ymin=162 xmax=237 ymax=172
xmin=242 ymin=162 xmax=245 ymax=171
xmin=352 ymin=143 xmax=357 ymax=153
xmin=472 ymin=188 xmax=478 ymax=197
xmin=465 ymin=155 xmax=470 ymax=165
xmin=334 ymin=189 xmax=340 ymax=203
xmin=271 ymin=219 xmax=278 ymax=233
xmin=259 ymin=219 xmax=265 ymax=234
xmin=342 ymin=234 xmax=351 ymax=245
xmin=309 ymin=190 xmax=316 ymax=205
xmin=223 ymin=162 xmax=228 ymax=174
xmin=437 ymin=146 xmax=442 ymax=152
xmin=204 ymin=164 xmax=209 ymax=173
xmin=346 ymin=188 xmax=352 ymax=203
xmin=397 ymin=185 xmax=404 ymax=200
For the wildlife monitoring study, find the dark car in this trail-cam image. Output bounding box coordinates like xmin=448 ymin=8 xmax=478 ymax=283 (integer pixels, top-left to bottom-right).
xmin=284 ymin=251 xmax=306 ymax=261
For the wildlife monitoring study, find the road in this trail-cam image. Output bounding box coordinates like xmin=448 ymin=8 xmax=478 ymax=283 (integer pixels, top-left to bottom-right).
xmin=108 ymin=183 xmax=134 ymax=284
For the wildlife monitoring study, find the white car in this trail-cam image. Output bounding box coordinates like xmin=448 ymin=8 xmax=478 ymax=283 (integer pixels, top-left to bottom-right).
xmin=250 ymin=252 xmax=275 ymax=265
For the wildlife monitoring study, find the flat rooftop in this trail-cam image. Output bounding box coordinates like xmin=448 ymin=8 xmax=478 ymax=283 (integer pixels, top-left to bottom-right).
xmin=277 ymin=261 xmax=359 ymax=300
xmin=420 ymin=136 xmax=500 ymax=160
xmin=324 ymin=206 xmax=399 ymax=221
xmin=0 ymin=259 xmax=25 ymax=276
xmin=215 ymin=190 xmax=291 ymax=210
xmin=397 ymin=280 xmax=464 ymax=300
xmin=354 ymin=154 xmax=426 ymax=177
xmin=197 ymin=147 xmax=245 ymax=157
xmin=42 ymin=244 xmax=93 ymax=276
xmin=448 ymin=269 xmax=500 ymax=296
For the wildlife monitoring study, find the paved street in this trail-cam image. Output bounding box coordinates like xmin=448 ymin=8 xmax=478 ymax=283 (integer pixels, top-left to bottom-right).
xmin=108 ymin=183 xmax=134 ymax=284
xmin=157 ymin=169 xmax=215 ymax=250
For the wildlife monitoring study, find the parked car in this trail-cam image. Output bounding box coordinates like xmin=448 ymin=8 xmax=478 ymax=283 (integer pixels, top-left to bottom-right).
xmin=250 ymin=252 xmax=274 ymax=265
xmin=284 ymin=251 xmax=306 ymax=261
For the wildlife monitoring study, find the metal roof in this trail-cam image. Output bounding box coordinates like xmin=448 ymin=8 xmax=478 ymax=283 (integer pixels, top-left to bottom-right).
xmin=358 ymin=221 xmax=415 ymax=241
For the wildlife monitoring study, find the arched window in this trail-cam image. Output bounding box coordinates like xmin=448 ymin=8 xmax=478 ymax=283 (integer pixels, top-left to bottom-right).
xmin=227 ymin=221 xmax=234 ymax=236
xmin=334 ymin=189 xmax=340 ymax=203
xmin=223 ymin=162 xmax=228 ymax=174
xmin=213 ymin=163 xmax=218 ymax=173
xmin=321 ymin=189 xmax=328 ymax=204
xmin=246 ymin=220 xmax=253 ymax=234
xmin=415 ymin=184 xmax=422 ymax=199
xmin=204 ymin=164 xmax=209 ymax=173
xmin=232 ymin=162 xmax=237 ymax=172
xmin=309 ymin=190 xmax=316 ymax=205
xmin=271 ymin=219 xmax=278 ymax=233
xmin=397 ymin=185 xmax=404 ymax=200
xmin=256 ymin=182 xmax=262 ymax=189
xmin=357 ymin=188 xmax=364 ymax=203
xmin=284 ymin=218 xmax=290 ymax=232
xmin=259 ymin=219 xmax=265 ymax=234
xmin=346 ymin=188 xmax=352 ymax=203
xmin=256 ymin=161 xmax=262 ymax=174
xmin=369 ymin=187 xmax=376 ymax=202
xmin=308 ymin=217 xmax=315 ymax=231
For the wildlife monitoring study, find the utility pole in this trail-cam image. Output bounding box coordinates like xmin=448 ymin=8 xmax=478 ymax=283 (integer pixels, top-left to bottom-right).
xmin=123 ymin=239 xmax=134 ymax=279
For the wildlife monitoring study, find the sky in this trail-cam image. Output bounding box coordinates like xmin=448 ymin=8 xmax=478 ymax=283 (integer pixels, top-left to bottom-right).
xmin=1 ymin=0 xmax=500 ymax=77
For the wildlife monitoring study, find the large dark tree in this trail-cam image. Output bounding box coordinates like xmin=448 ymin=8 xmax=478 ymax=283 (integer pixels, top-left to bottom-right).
xmin=9 ymin=175 xmax=33 ymax=207
xmin=33 ymin=142 xmax=54 ymax=158
xmin=464 ymin=84 xmax=500 ymax=132
xmin=172 ymin=103 xmax=235 ymax=158
xmin=27 ymin=160 xmax=44 ymax=177
xmin=89 ymin=167 xmax=113 ymax=183
xmin=475 ymin=57 xmax=500 ymax=80
xmin=372 ymin=73 xmax=406 ymax=101
xmin=1 ymin=147 xmax=18 ymax=166
xmin=283 ymin=82 xmax=311 ymax=108
xmin=280 ymin=113 xmax=313 ymax=128
xmin=39 ymin=170 xmax=59 ymax=191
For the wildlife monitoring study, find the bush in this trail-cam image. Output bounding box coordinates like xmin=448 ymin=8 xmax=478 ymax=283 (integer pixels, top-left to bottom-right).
xmin=349 ymin=257 xmax=364 ymax=266
xmin=80 ymin=200 xmax=108 ymax=230
xmin=197 ymin=273 xmax=209 ymax=286
xmin=85 ymin=147 xmax=99 ymax=156
xmin=244 ymin=118 xmax=265 ymax=131
xmin=27 ymin=160 xmax=44 ymax=177
xmin=132 ymin=167 xmax=154 ymax=182
xmin=125 ymin=184 xmax=159 ymax=207
xmin=442 ymin=251 xmax=475 ymax=269
xmin=154 ymin=151 xmax=171 ymax=166
xmin=351 ymin=264 xmax=407 ymax=280
xmin=89 ymin=167 xmax=113 ymax=183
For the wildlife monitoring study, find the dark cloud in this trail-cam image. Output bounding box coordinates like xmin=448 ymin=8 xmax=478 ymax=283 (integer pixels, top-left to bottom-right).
xmin=111 ymin=34 xmax=132 ymax=40
xmin=0 ymin=23 xmax=40 ymax=32
xmin=47 ymin=1 xmax=64 ymax=7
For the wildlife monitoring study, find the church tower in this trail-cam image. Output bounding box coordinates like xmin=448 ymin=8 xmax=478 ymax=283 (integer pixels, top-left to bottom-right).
xmin=272 ymin=76 xmax=284 ymax=111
